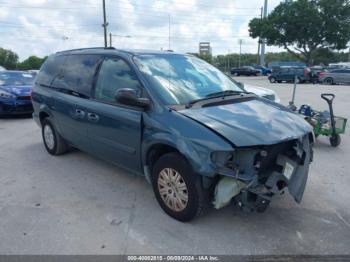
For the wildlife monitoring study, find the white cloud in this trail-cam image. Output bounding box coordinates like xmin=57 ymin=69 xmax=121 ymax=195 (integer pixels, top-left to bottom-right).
xmin=0 ymin=0 xmax=284 ymax=60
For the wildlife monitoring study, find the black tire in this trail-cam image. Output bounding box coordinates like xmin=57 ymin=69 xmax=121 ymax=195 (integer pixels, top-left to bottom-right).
xmin=151 ymin=152 xmax=207 ymax=222
xmin=269 ymin=77 xmax=276 ymax=83
xmin=330 ymin=134 xmax=341 ymax=147
xmin=41 ymin=117 xmax=68 ymax=155
xmin=324 ymin=78 xmax=334 ymax=85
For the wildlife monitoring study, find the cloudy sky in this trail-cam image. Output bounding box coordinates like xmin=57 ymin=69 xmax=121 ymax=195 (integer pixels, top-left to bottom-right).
xmin=0 ymin=0 xmax=283 ymax=60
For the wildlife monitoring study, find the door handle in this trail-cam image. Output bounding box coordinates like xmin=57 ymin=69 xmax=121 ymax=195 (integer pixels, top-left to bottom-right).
xmin=75 ymin=109 xmax=85 ymax=119
xmin=87 ymin=113 xmax=99 ymax=122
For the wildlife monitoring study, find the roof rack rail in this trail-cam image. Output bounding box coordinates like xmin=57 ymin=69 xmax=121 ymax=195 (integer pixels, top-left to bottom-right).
xmin=56 ymin=47 xmax=115 ymax=53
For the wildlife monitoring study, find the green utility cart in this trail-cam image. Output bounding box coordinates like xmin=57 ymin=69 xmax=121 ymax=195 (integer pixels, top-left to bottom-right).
xmin=298 ymin=94 xmax=347 ymax=147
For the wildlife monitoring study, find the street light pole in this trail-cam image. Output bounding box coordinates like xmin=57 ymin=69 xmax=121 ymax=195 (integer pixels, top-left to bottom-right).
xmin=238 ymin=39 xmax=243 ymax=68
xmin=227 ymin=49 xmax=230 ymax=73
xmin=257 ymin=6 xmax=263 ymax=64
xmin=260 ymin=0 xmax=268 ymax=66
xmin=102 ymin=0 xmax=108 ymax=48
xmin=109 ymin=33 xmax=112 ymax=47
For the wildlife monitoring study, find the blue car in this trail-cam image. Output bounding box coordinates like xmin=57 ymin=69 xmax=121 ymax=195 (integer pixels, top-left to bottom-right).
xmin=32 ymin=48 xmax=314 ymax=221
xmin=252 ymin=64 xmax=272 ymax=75
xmin=0 ymin=71 xmax=35 ymax=115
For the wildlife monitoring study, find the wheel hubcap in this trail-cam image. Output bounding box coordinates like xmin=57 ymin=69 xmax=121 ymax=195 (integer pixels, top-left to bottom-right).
xmin=44 ymin=125 xmax=55 ymax=150
xmin=157 ymin=168 xmax=188 ymax=212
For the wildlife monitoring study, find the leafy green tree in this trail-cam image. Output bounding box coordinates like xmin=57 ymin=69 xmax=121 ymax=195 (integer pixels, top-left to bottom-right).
xmin=0 ymin=47 xmax=19 ymax=69
xmin=17 ymin=56 xmax=47 ymax=70
xmin=249 ymin=0 xmax=350 ymax=65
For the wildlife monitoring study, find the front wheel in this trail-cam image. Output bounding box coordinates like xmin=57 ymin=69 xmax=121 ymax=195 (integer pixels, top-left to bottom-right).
xmin=152 ymin=153 xmax=206 ymax=222
xmin=330 ymin=134 xmax=341 ymax=147
xmin=324 ymin=78 xmax=334 ymax=85
xmin=269 ymin=77 xmax=276 ymax=83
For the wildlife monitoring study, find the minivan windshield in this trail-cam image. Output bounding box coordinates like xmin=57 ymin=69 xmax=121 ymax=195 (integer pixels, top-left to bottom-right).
xmin=134 ymin=54 xmax=243 ymax=105
xmin=0 ymin=72 xmax=35 ymax=86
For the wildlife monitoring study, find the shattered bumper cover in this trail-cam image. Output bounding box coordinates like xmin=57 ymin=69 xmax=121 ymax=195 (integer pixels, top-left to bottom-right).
xmin=213 ymin=134 xmax=313 ymax=211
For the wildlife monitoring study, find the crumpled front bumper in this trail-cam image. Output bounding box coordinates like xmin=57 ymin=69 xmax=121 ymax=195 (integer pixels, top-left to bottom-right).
xmin=212 ymin=134 xmax=313 ymax=212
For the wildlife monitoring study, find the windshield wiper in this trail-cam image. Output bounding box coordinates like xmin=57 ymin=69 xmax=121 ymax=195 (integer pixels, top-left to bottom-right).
xmin=186 ymin=90 xmax=246 ymax=108
xmin=205 ymin=90 xmax=245 ymax=98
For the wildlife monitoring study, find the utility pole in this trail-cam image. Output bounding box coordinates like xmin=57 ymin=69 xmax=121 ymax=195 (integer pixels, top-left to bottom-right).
xmin=102 ymin=0 xmax=108 ymax=48
xmin=260 ymin=0 xmax=268 ymax=66
xmin=238 ymin=39 xmax=243 ymax=68
xmin=109 ymin=33 xmax=112 ymax=47
xmin=168 ymin=14 xmax=171 ymax=50
xmin=227 ymin=50 xmax=230 ymax=73
xmin=257 ymin=6 xmax=263 ymax=64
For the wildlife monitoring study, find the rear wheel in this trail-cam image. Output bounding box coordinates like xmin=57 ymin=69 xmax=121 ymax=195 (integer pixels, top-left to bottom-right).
xmin=42 ymin=117 xmax=68 ymax=155
xmin=330 ymin=134 xmax=341 ymax=147
xmin=324 ymin=78 xmax=334 ymax=85
xmin=269 ymin=77 xmax=276 ymax=83
xmin=152 ymin=152 xmax=206 ymax=222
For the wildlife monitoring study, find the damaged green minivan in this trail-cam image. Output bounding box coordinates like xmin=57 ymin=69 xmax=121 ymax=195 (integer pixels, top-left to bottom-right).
xmin=32 ymin=48 xmax=314 ymax=222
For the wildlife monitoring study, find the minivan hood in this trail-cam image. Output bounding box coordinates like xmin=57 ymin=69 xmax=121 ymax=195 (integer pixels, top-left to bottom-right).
xmin=179 ymin=98 xmax=312 ymax=147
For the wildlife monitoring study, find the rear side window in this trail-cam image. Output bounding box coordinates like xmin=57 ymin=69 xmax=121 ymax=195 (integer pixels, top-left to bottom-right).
xmin=36 ymin=55 xmax=66 ymax=86
xmin=53 ymin=54 xmax=102 ymax=97
xmin=94 ymin=57 xmax=142 ymax=104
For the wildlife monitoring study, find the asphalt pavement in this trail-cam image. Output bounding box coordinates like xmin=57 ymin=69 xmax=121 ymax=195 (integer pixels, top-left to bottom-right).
xmin=0 ymin=77 xmax=350 ymax=255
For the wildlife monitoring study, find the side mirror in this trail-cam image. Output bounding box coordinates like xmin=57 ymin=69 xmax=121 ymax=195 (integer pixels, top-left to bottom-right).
xmin=115 ymin=88 xmax=151 ymax=109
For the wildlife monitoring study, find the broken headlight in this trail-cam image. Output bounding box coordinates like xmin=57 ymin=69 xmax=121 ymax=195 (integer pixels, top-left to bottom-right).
xmin=211 ymin=151 xmax=234 ymax=168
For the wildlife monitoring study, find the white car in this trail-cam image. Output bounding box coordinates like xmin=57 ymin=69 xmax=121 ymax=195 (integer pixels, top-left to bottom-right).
xmin=244 ymin=83 xmax=281 ymax=103
xmin=230 ymin=77 xmax=281 ymax=103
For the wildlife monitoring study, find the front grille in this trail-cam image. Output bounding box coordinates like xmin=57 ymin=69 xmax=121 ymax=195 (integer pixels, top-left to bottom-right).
xmin=17 ymin=96 xmax=31 ymax=101
xmin=0 ymin=104 xmax=13 ymax=112
xmin=15 ymin=104 xmax=33 ymax=112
